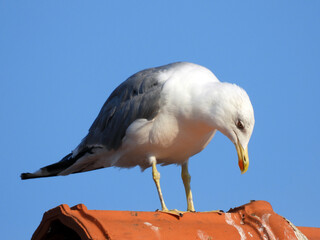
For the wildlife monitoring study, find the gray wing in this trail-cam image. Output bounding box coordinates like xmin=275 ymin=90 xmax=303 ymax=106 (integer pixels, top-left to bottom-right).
xmin=79 ymin=67 xmax=165 ymax=151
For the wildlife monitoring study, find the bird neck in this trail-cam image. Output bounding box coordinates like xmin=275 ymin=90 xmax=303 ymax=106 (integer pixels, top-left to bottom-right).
xmin=195 ymin=82 xmax=235 ymax=133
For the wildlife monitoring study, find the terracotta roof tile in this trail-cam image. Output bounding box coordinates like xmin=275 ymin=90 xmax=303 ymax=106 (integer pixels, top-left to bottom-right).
xmin=32 ymin=200 xmax=320 ymax=240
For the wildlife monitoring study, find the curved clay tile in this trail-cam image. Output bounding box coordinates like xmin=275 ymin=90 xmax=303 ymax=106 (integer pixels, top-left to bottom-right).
xmin=31 ymin=200 xmax=319 ymax=240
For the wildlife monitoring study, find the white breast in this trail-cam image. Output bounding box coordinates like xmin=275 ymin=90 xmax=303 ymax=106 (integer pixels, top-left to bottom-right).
xmin=111 ymin=63 xmax=219 ymax=169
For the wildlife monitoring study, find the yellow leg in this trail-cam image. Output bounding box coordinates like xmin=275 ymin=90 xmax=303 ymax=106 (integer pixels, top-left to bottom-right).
xmin=181 ymin=161 xmax=195 ymax=212
xmin=150 ymin=157 xmax=168 ymax=211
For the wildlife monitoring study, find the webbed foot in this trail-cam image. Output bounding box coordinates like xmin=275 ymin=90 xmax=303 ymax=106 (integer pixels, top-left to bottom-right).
xmin=156 ymin=208 xmax=186 ymax=217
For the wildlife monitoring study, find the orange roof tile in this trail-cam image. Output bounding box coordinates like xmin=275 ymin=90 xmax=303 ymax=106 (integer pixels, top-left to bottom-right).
xmin=32 ymin=200 xmax=320 ymax=240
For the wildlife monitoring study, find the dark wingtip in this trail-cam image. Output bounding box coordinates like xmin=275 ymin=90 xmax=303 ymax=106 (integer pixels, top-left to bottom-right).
xmin=21 ymin=172 xmax=37 ymax=180
xmin=21 ymin=173 xmax=29 ymax=180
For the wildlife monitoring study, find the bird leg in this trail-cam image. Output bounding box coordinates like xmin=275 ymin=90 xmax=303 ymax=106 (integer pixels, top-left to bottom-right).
xmin=150 ymin=157 xmax=168 ymax=211
xmin=150 ymin=156 xmax=184 ymax=217
xmin=182 ymin=163 xmax=223 ymax=213
xmin=181 ymin=161 xmax=195 ymax=212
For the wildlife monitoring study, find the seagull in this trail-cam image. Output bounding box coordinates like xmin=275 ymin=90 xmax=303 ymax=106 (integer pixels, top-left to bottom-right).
xmin=21 ymin=62 xmax=255 ymax=214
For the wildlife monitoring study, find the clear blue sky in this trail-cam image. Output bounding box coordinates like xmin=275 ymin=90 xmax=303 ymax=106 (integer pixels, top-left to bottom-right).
xmin=1 ymin=1 xmax=319 ymax=238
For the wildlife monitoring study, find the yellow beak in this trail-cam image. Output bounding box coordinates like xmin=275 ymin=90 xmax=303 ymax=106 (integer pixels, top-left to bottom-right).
xmin=235 ymin=141 xmax=249 ymax=174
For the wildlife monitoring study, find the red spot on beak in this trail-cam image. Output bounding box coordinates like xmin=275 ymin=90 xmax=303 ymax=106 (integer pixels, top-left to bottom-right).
xmin=238 ymin=160 xmax=244 ymax=172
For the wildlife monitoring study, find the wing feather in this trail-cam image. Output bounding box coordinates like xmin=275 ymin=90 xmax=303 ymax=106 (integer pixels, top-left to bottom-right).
xmin=78 ymin=67 xmax=165 ymax=151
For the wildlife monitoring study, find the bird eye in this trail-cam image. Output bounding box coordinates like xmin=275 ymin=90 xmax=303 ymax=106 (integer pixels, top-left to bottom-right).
xmin=236 ymin=120 xmax=244 ymax=130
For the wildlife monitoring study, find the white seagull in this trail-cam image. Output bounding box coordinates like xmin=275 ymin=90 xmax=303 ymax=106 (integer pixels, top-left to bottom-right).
xmin=21 ymin=62 xmax=255 ymax=214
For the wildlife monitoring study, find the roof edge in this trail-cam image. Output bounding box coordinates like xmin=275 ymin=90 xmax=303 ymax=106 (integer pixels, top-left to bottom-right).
xmin=31 ymin=201 xmax=319 ymax=240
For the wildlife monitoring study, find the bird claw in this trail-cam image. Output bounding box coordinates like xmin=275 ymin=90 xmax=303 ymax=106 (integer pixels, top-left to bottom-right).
xmin=204 ymin=209 xmax=224 ymax=215
xmin=156 ymin=209 xmax=185 ymax=217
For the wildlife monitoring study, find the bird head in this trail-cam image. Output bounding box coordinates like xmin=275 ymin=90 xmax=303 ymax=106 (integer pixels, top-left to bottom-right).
xmin=208 ymin=83 xmax=255 ymax=174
